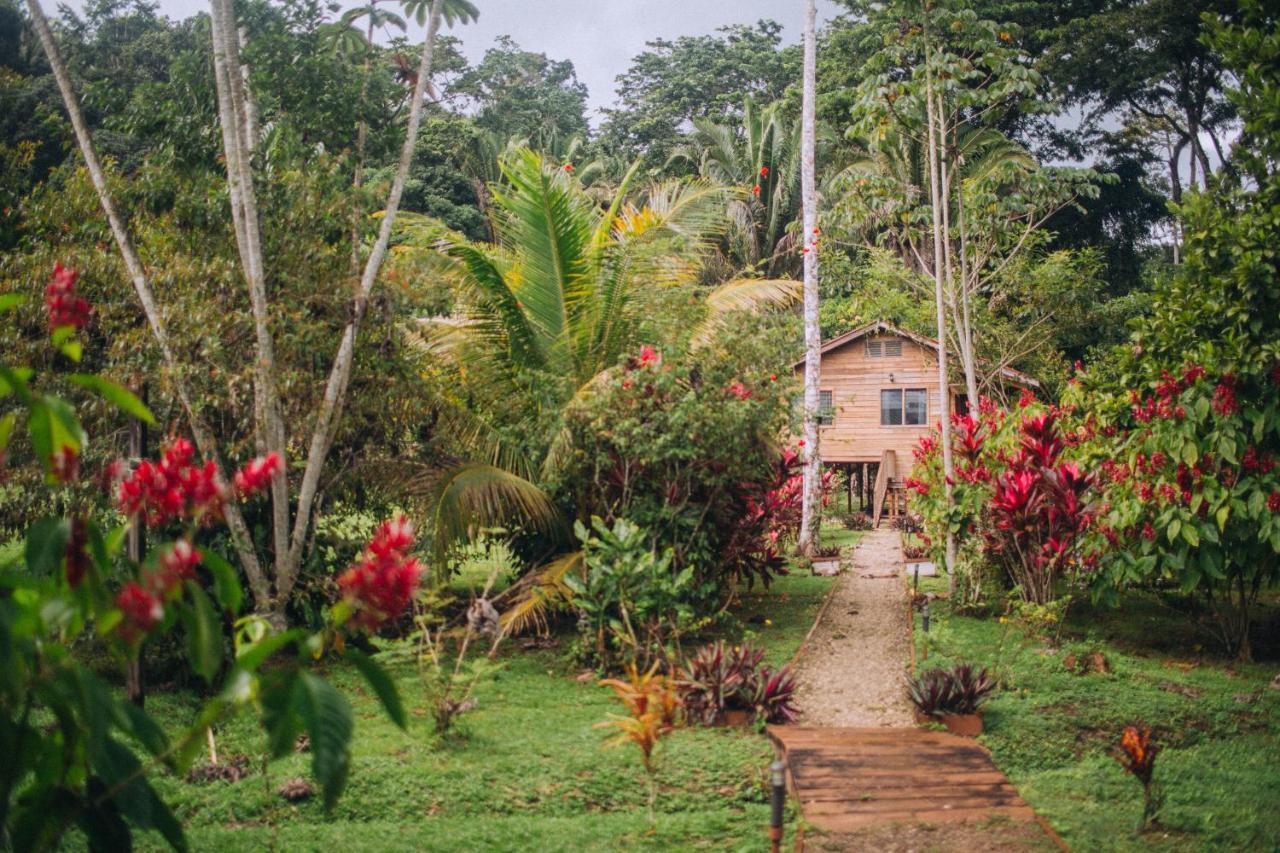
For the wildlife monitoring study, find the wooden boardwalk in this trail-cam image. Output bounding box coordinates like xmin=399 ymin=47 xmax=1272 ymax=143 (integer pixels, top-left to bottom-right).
xmin=768 ymin=726 xmax=1039 ymax=833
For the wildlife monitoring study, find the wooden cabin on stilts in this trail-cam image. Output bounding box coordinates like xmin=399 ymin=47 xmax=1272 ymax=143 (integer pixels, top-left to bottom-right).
xmin=794 ymin=321 xmax=1038 ymax=527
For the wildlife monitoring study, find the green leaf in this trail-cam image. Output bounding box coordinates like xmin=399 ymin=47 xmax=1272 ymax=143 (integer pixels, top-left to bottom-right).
xmin=1167 ymin=518 xmax=1181 ymax=543
xmin=0 ymin=412 xmax=15 ymax=452
xmin=0 ymin=293 xmax=25 ymax=313
xmin=61 ymin=340 xmax=83 ymax=362
xmin=28 ymin=396 xmax=84 ymax=473
xmin=296 ymin=672 xmax=353 ymax=811
xmin=201 ymin=549 xmax=242 ymax=616
xmin=346 ymin=649 xmax=407 ymax=729
xmin=25 ymin=516 xmax=69 ymax=577
xmin=1216 ymin=504 xmax=1231 ymax=531
xmin=235 ymin=628 xmax=304 ymax=672
xmin=182 ymin=582 xmax=224 ymax=684
xmin=1182 ymin=523 xmax=1200 ymax=547
xmin=67 ymin=375 xmax=155 ymax=425
xmin=0 ymin=366 xmax=34 ymax=401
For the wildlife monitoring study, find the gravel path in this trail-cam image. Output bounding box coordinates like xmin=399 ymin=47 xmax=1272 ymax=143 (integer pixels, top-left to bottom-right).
xmin=794 ymin=527 xmax=915 ymax=727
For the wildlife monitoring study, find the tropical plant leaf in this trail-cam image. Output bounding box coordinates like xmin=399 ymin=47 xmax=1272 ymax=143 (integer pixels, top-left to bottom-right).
xmin=67 ymin=374 xmax=155 ymax=424
xmin=346 ymin=649 xmax=407 ymax=729
xmin=426 ymin=462 xmax=563 ymax=560
xmin=296 ymin=673 xmax=354 ymax=811
xmin=497 ymin=550 xmax=583 ymax=636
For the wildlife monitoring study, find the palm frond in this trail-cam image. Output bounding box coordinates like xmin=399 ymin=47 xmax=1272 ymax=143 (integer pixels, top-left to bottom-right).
xmin=496 ymin=550 xmax=584 ymax=636
xmin=424 ymin=462 xmax=564 ymax=562
xmin=690 ymin=278 xmax=802 ymax=347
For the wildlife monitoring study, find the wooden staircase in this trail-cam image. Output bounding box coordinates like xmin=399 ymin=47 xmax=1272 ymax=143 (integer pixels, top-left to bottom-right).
xmin=872 ymin=449 xmax=907 ymax=527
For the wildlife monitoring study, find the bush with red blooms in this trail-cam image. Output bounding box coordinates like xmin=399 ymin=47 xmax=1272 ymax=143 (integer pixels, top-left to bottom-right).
xmin=336 ymin=516 xmax=422 ymax=632
xmin=0 ymin=264 xmax=413 ymax=850
xmin=550 ymin=337 xmax=795 ymax=608
xmin=908 ymin=397 xmax=1096 ymax=606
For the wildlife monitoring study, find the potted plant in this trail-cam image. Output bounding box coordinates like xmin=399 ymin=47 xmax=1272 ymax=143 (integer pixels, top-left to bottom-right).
xmin=906 ymin=664 xmax=997 ymax=736
xmin=678 ymin=642 xmax=799 ymax=726
xmin=810 ymin=545 xmax=842 ymax=576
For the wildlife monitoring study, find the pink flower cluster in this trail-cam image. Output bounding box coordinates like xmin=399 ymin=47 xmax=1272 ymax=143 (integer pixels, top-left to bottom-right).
xmin=726 ymin=381 xmax=753 ymax=400
xmin=118 ymin=438 xmax=226 ymax=527
xmin=338 ymin=516 xmax=423 ymax=631
xmin=114 ymin=538 xmax=205 ymax=642
xmin=234 ymin=451 xmax=282 ymax=496
xmin=45 ymin=263 xmax=91 ymax=331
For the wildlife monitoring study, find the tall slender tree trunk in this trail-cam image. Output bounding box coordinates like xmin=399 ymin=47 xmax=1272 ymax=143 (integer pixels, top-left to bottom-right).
xmin=25 ymin=0 xmax=272 ymax=604
xmin=797 ymin=0 xmax=822 ymax=555
xmin=285 ymin=0 xmax=446 ymax=584
xmin=29 ymin=0 xmax=453 ymax=624
xmin=934 ymin=99 xmax=978 ymax=408
xmin=350 ymin=14 xmax=377 ymax=276
xmin=924 ymin=35 xmax=957 ymax=591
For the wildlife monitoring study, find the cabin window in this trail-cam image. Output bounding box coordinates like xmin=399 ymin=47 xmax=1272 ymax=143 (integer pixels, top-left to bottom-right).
xmin=865 ymin=338 xmax=903 ymax=358
xmin=818 ymin=390 xmax=834 ymax=426
xmin=905 ymin=388 xmax=928 ymax=425
xmin=881 ymin=388 xmax=928 ymax=426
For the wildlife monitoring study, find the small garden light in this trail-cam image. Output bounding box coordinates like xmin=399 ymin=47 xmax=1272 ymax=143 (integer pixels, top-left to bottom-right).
xmin=769 ymin=760 xmax=786 ymax=852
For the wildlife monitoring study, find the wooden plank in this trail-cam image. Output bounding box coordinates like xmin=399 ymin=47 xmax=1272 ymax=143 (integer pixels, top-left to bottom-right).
xmin=808 ymin=788 xmax=1029 ymax=809
xmin=814 ymin=806 xmax=1039 ymax=832
xmin=771 ymin=725 xmax=1045 ymax=835
xmin=790 ymin=771 xmax=1010 ymax=789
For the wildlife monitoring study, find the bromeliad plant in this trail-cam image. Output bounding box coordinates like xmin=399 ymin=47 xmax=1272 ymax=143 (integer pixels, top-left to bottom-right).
xmin=0 ymin=266 xmax=414 ymax=850
xmin=677 ymin=640 xmax=799 ymax=725
xmin=906 ymin=664 xmax=997 ymax=717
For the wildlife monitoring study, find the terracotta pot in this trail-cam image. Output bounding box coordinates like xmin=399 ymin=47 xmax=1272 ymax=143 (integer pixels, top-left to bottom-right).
xmin=914 ymin=711 xmax=983 ymax=736
xmin=720 ymin=708 xmax=753 ymax=727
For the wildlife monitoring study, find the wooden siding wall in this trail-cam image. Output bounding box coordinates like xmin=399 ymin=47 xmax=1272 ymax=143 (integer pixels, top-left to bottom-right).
xmin=812 ymin=335 xmax=947 ymax=464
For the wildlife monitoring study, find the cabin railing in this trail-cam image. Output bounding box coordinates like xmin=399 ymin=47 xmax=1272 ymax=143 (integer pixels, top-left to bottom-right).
xmin=872 ymin=449 xmax=897 ymax=526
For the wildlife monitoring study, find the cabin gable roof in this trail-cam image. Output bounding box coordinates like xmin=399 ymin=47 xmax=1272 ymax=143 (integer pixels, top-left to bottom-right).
xmin=792 ymin=321 xmax=1040 ymax=389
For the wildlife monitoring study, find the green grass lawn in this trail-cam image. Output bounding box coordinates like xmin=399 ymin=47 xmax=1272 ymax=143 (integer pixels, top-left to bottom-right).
xmin=913 ymin=579 xmax=1280 ymax=851
xmin=126 ymin=570 xmax=836 ymax=851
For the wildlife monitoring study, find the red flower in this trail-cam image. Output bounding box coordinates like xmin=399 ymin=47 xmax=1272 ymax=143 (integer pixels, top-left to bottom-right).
xmin=1018 ymin=387 xmax=1036 ymax=408
xmin=116 ymin=581 xmax=163 ymax=642
xmin=117 ymin=437 xmax=227 ymax=527
xmin=338 ymin=516 xmax=422 ymax=632
xmin=770 ymin=374 xmax=778 ymax=382
xmin=1212 ymin=375 xmax=1238 ymax=416
xmin=234 ymin=452 xmax=282 ymax=497
xmin=50 ymin=445 xmax=79 ymax=484
xmin=44 ymin=262 xmax=92 ymax=331
xmin=563 ymin=163 xmax=573 ymax=172
xmin=638 ymin=345 xmax=660 ymax=368
xmin=1141 ymin=522 xmax=1156 ymax=541
xmin=760 ymin=166 xmax=769 ymax=177
xmin=726 ymin=381 xmax=752 ymax=400
xmin=751 ymin=184 xmax=761 ymax=196
xmin=797 ymin=439 xmax=805 ymax=447
xmin=152 ymin=539 xmax=202 ymax=596
xmin=1182 ymin=364 xmax=1206 ymax=386
xmin=65 ymin=515 xmax=90 ymax=588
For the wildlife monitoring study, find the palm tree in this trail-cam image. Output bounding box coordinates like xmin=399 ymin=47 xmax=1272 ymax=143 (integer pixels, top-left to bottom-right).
xmin=667 ymin=98 xmax=810 ymax=278
xmin=394 ymin=148 xmax=800 ymax=567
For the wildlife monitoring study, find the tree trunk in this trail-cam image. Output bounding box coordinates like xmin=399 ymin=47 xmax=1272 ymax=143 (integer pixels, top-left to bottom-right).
xmin=797 ymin=0 xmax=822 ymax=555
xmin=285 ymin=0 xmax=447 ymax=586
xmin=26 ymin=0 xmax=272 ymax=605
xmin=209 ymin=0 xmax=292 ymax=613
xmin=924 ymin=36 xmax=957 ymax=591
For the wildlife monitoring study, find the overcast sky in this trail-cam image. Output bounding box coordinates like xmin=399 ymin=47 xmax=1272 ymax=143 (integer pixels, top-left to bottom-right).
xmin=69 ymin=0 xmax=844 ymax=119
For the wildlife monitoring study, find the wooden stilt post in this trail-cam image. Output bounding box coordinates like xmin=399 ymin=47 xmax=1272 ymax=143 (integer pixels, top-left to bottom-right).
xmin=846 ymin=464 xmax=853 ymax=512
